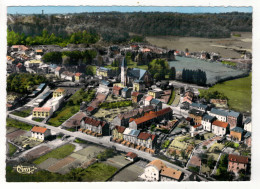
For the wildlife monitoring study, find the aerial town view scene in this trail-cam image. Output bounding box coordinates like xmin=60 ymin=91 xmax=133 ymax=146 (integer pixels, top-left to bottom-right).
xmin=5 ymin=6 xmax=252 ymax=182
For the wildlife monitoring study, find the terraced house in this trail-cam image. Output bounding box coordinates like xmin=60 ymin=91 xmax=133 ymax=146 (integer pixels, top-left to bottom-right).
xmin=137 ymin=132 xmax=157 ymax=150
xmin=81 ymin=116 xmax=109 ymax=136
xmin=188 ymin=109 xmax=205 ymax=125
xmin=208 ymin=108 xmax=228 ymax=122
xmin=32 ymin=107 xmax=53 ymax=118
xmin=227 ymin=111 xmax=242 ymax=129
xmin=212 ymin=120 xmax=229 ymax=136
xmin=201 ymin=114 xmax=216 ymax=131
xmin=53 ymin=88 xmax=66 ymax=98
xmin=111 ymin=125 xmax=126 ymax=142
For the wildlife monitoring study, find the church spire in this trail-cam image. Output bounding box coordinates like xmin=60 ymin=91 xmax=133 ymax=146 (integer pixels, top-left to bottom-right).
xmin=121 ymin=57 xmax=127 ymax=68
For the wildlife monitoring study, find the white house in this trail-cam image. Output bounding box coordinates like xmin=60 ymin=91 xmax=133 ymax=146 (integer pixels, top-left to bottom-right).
xmin=208 ymin=108 xmax=228 ymax=122
xmin=202 ymin=114 xmax=216 ymax=131
xmin=31 ymin=126 xmax=51 ymax=140
xmin=144 ymin=96 xmax=153 ymax=106
xmin=125 ymin=152 xmax=138 ymax=162
xmin=244 ymin=117 xmax=251 ymax=132
xmin=212 ymin=120 xmax=229 ymax=136
xmin=140 ymin=159 xmax=183 ymax=182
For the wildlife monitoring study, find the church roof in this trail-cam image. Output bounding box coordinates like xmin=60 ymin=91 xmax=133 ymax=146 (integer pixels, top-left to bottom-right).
xmin=127 ymin=68 xmax=147 ymax=80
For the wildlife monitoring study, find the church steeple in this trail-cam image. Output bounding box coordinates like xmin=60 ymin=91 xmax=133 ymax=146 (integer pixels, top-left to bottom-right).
xmin=121 ymin=57 xmax=127 ymax=68
xmin=121 ymin=57 xmax=127 ymax=86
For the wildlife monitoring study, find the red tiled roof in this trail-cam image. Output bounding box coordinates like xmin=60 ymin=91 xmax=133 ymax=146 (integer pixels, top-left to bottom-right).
xmin=145 ymin=96 xmax=153 ymax=102
xmin=126 ymin=152 xmax=137 ymax=159
xmin=228 ymin=154 xmax=248 ymax=164
xmin=130 ymin=107 xmax=172 ymax=125
xmin=212 ymin=120 xmax=229 ymax=128
xmin=33 ymin=107 xmax=52 ymax=112
xmin=113 ymin=86 xmax=122 ymax=91
xmin=16 ymin=63 xmax=23 ymax=68
xmin=86 ymin=106 xmax=95 ymax=112
xmin=161 ymin=167 xmax=183 ymax=180
xmin=75 ymin=72 xmax=82 ymax=77
xmin=31 ymin=126 xmax=48 ymax=134
xmin=83 ymin=116 xmax=107 ymax=127
xmin=132 ymin=92 xmax=140 ymax=97
xmin=138 ymin=132 xmax=151 ymax=140
xmin=115 ymin=125 xmax=126 ymax=133
xmin=148 ymin=159 xmax=166 ymax=171
xmin=193 ymin=124 xmax=202 ymax=128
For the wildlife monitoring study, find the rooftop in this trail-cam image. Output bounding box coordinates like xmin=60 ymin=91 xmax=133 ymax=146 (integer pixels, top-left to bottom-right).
xmin=228 ymin=154 xmax=249 ymax=164
xmin=161 ymin=167 xmax=183 ymax=180
xmin=125 ymin=152 xmax=137 ymax=159
xmin=31 ymin=126 xmax=48 ymax=134
xmin=147 ymin=159 xmax=166 ymax=171
xmin=210 ymin=108 xmax=228 ymax=117
xmin=212 ymin=120 xmax=229 ymax=128
xmin=231 ymin=127 xmax=244 ymax=133
xmin=33 ymin=107 xmax=52 ymax=112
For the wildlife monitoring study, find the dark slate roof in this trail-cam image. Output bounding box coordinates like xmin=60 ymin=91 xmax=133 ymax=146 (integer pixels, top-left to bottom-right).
xmin=101 ymin=80 xmax=110 ymax=86
xmin=191 ymin=102 xmax=207 ymax=110
xmin=127 ymin=68 xmax=147 ymax=80
xmin=244 ymin=117 xmax=251 ymax=124
xmin=121 ymin=57 xmax=127 ymax=68
xmin=210 ymin=108 xmax=228 ymax=117
xmin=228 ymin=111 xmax=240 ymax=118
xmin=129 ymin=129 xmax=140 ymax=137
xmin=231 ymin=127 xmax=244 ymax=133
xmin=202 ymin=114 xmax=215 ymax=122
xmin=189 ymin=109 xmax=204 ymax=116
xmin=244 ymin=131 xmax=251 ymax=138
xmin=151 ymin=98 xmax=161 ymax=105
xmin=122 ymin=87 xmax=131 ymax=92
xmin=37 ymin=83 xmax=46 ymax=90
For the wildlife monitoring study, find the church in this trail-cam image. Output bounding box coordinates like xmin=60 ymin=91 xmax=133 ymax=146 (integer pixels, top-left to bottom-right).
xmin=120 ymin=57 xmax=153 ymax=87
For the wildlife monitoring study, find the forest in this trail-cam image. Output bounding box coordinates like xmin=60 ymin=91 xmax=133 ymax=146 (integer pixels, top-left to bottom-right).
xmin=8 ymin=12 xmax=252 ymax=44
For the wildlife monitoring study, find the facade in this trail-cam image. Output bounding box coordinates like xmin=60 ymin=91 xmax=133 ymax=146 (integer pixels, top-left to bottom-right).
xmin=81 ymin=116 xmax=109 ymax=136
xmin=208 ymin=108 xmax=228 ymax=122
xmin=131 ymin=92 xmax=143 ymax=103
xmin=125 ymin=152 xmax=138 ymax=162
xmin=75 ymin=72 xmax=85 ymax=82
xmin=129 ymin=107 xmax=173 ymax=130
xmin=202 ymin=114 xmax=216 ymax=131
xmin=244 ymin=132 xmax=251 ymax=147
xmin=55 ymin=67 xmax=64 ymax=77
xmin=230 ymin=127 xmax=244 ymax=141
xmin=53 ymin=88 xmax=66 ymax=98
xmin=112 ymin=85 xmax=122 ymax=96
xmin=227 ymin=111 xmax=242 ymax=129
xmin=61 ymin=71 xmax=75 ymax=81
xmin=137 ymin=132 xmax=157 ymax=149
xmin=144 ymin=96 xmax=153 ymax=106
xmin=228 ymin=154 xmax=249 ymax=175
xmin=151 ymin=98 xmax=163 ymax=111
xmin=31 ymin=126 xmax=51 ymax=140
xmin=121 ymin=87 xmax=132 ymax=98
xmin=212 ymin=120 xmax=229 ymax=136
xmin=188 ymin=109 xmax=205 ymax=125
xmin=148 ymin=90 xmax=161 ymax=98
xmin=133 ymin=80 xmax=145 ymax=92
xmin=112 ymin=125 xmax=126 ymax=141
xmin=25 ymin=59 xmax=43 ymax=68
xmin=96 ymin=67 xmax=113 ymax=78
xmin=141 ymin=159 xmax=183 ymax=182
xmin=32 ymin=107 xmax=53 ymax=118
xmin=244 ymin=117 xmax=251 ymax=132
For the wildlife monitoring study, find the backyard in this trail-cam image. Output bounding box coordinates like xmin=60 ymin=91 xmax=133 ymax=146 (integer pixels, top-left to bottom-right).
xmin=48 ymin=89 xmax=95 ymax=126
xmin=33 ymin=144 xmax=76 ymax=165
xmin=6 ymin=117 xmax=33 ymax=131
xmin=199 ymin=72 xmax=251 ymax=113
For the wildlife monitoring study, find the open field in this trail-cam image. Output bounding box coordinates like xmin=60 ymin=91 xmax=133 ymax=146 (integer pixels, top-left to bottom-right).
xmin=8 ymin=143 xmax=17 ymax=157
xmin=146 ymin=32 xmax=252 ymax=59
xmin=169 ymin=56 xmax=246 ymax=85
xmin=6 ymin=118 xmax=33 ymax=131
xmin=25 ymin=146 xmax=52 ymax=161
xmin=112 ymin=163 xmax=144 ymax=181
xmin=200 ymin=72 xmax=251 ymax=113
xmin=33 ymin=144 xmax=75 ymax=165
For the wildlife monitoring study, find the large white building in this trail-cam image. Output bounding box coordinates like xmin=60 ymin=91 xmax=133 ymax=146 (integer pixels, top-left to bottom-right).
xmin=140 ymin=159 xmax=183 ymax=182
xmin=208 ymin=108 xmax=228 ymax=122
xmin=212 ymin=120 xmax=229 ymax=136
xmin=201 ymin=114 xmax=216 ymax=131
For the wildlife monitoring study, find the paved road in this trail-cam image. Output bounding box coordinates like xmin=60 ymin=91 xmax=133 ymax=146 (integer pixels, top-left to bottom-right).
xmin=8 ymin=114 xmax=192 ymax=176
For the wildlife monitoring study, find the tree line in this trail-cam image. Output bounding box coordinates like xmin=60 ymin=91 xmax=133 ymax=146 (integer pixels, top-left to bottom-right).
xmin=148 ymin=59 xmax=176 ymax=81
xmin=8 ymin=12 xmax=252 ymax=44
xmin=182 ymin=69 xmax=207 ymax=86
xmin=7 ymin=29 xmax=99 ymax=46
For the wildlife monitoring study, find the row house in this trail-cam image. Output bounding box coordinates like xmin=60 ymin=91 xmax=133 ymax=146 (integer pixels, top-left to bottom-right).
xmin=32 ymin=107 xmax=53 ymax=118
xmin=75 ymin=72 xmax=85 ymax=82
xmin=81 ymin=116 xmax=109 ymax=136
xmin=230 ymin=127 xmax=244 ymax=142
xmin=131 ymin=92 xmax=143 ymax=103
xmin=188 ymin=109 xmax=205 ymax=125
xmin=227 ymin=111 xmax=242 ymax=129
xmin=201 ymin=114 xmax=216 ymax=131
xmin=137 ymin=132 xmax=157 ymax=150
xmin=190 ymin=103 xmax=208 ymax=112
xmin=228 ymin=154 xmax=249 ymax=175
xmin=141 ymin=159 xmax=183 ymax=182
xmin=212 ymin=120 xmax=229 ymax=136
xmin=129 ymin=107 xmax=173 ymax=130
xmin=243 ymin=117 xmax=251 ymax=132
xmin=123 ymin=128 xmax=140 ymax=147
xmin=112 ymin=86 xmax=122 ymax=96
xmin=31 ymin=126 xmax=51 ymax=140
xmin=112 ymin=125 xmax=126 ymax=142
xmin=148 ymin=90 xmax=162 ymax=98
xmin=208 ymin=108 xmax=228 ymax=122
xmin=121 ymin=87 xmax=132 ymax=98
xmin=112 ymin=105 xmax=155 ymax=127
xmin=244 ymin=132 xmax=251 ymax=147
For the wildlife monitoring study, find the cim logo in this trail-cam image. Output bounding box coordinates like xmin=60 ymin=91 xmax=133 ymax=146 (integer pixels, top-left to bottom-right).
xmin=13 ymin=165 xmax=37 ymax=174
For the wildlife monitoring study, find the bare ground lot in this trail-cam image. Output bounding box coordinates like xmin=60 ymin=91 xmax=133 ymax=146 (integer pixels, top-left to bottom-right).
xmin=112 ymin=163 xmax=144 ymax=182
xmin=25 ymin=146 xmax=52 ymax=160
xmin=6 ymin=129 xmax=26 ymax=140
xmin=146 ymin=32 xmax=252 ymax=59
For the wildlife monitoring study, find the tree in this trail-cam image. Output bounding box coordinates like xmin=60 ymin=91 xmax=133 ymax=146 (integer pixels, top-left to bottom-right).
xmin=86 ymin=65 xmax=94 ymax=76
xmin=169 ymin=67 xmax=176 ymax=80
xmin=62 ymin=55 xmax=70 ymax=65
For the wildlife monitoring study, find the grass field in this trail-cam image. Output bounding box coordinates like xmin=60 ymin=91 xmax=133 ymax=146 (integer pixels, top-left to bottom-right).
xmin=200 ymin=73 xmax=251 ymax=113
xmin=33 ymin=144 xmax=75 ymax=165
xmin=167 ymin=89 xmax=175 ymax=105
xmin=8 ymin=143 xmax=17 ymax=157
xmin=6 ymin=118 xmax=33 ymax=131
xmin=11 ymin=107 xmax=32 ymax=118
xmin=80 ymin=162 xmax=117 ymax=181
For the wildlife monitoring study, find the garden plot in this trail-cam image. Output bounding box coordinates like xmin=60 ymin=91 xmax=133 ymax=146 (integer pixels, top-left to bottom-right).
xmin=11 ymin=135 xmax=42 ymax=148
xmin=94 ymin=106 xmax=134 ymax=122
xmin=208 ymin=143 xmax=225 ymax=153
xmin=104 ymin=155 xmax=130 ymax=169
xmin=6 ymin=129 xmax=26 ymax=140
xmin=48 ymin=156 xmax=76 ymax=173
xmin=25 ymin=146 xmax=52 ymax=161
xmin=6 ymin=127 xmax=20 ymax=134
xmin=169 ymin=56 xmax=246 ymax=85
xmin=75 ymin=145 xmax=105 ymax=158
xmin=105 ymin=95 xmax=126 ymax=103
xmin=112 ymin=163 xmax=144 ymax=182
xmin=38 ymin=158 xmax=59 ymax=170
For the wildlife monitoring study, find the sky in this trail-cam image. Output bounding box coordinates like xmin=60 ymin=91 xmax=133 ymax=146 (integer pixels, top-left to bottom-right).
xmin=7 ymin=6 xmax=252 ymax=14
